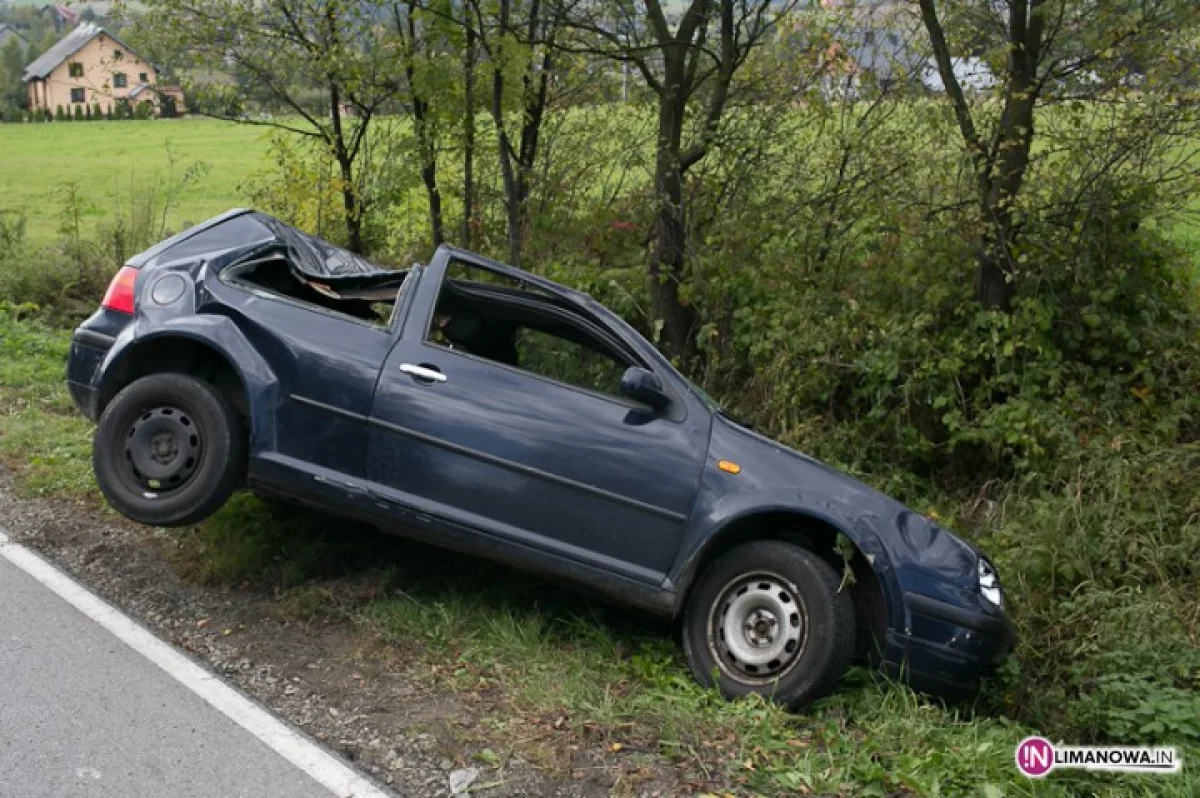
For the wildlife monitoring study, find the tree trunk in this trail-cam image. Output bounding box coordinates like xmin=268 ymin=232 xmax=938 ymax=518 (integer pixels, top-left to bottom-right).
xmin=975 ymin=246 xmax=1013 ymax=310
xmin=488 ymin=0 xmax=521 ymax=265
xmin=411 ymin=100 xmax=444 ymax=246
xmin=508 ymin=40 xmax=550 ymax=264
xmin=462 ymin=24 xmax=476 ymax=247
xmin=401 ymin=2 xmax=443 ymax=246
xmin=328 ymin=82 xmax=363 ymax=253
xmin=975 ymin=5 xmax=1039 ymax=312
xmin=336 ymin=154 xmax=363 ymax=254
xmin=918 ymin=0 xmax=1043 ymax=312
xmin=421 ymin=143 xmax=444 ymax=246
xmin=649 ymin=93 xmax=698 ymax=365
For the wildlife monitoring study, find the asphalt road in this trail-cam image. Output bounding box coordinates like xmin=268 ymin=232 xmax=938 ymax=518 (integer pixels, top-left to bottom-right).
xmin=0 ymin=547 xmax=381 ymax=798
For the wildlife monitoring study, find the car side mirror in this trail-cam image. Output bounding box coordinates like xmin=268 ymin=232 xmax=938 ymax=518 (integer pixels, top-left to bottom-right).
xmin=620 ymin=367 xmax=670 ymax=411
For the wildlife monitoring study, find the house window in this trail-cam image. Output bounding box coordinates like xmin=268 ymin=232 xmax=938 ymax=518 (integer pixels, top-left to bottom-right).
xmin=139 ymin=72 xmax=148 ymax=82
xmin=113 ymin=49 xmax=123 ymax=60
xmin=70 ymin=88 xmax=86 ymax=104
xmin=68 ymin=62 xmax=84 ymax=78
xmin=113 ymin=73 xmax=127 ymax=89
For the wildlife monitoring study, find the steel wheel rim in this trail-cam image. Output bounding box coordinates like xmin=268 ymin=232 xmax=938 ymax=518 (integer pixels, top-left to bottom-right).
xmin=121 ymin=405 xmax=203 ymax=494
xmin=707 ymin=571 xmax=809 ymax=684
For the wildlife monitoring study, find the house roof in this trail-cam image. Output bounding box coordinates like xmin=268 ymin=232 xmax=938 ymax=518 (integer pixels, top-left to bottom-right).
xmin=22 ymin=22 xmax=142 ymax=82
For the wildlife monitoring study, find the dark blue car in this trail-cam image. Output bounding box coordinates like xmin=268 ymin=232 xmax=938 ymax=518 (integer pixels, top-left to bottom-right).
xmin=67 ymin=210 xmax=1014 ymax=707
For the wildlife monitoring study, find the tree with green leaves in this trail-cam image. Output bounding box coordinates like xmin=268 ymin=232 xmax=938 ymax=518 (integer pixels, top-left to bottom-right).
xmin=917 ymin=0 xmax=1200 ymax=310
xmin=388 ymin=0 xmax=454 ymax=246
xmin=0 ymin=37 xmax=27 ymax=117
xmin=555 ymin=0 xmax=797 ymax=364
xmin=134 ymin=0 xmax=404 ymax=253
xmin=464 ymin=0 xmax=561 ymax=266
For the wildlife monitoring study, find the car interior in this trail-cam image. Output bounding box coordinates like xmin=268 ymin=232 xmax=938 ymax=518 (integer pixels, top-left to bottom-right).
xmin=226 ymin=250 xmax=638 ymax=398
xmin=223 ymin=250 xmax=410 ymax=326
xmin=427 ymin=265 xmax=638 ymax=397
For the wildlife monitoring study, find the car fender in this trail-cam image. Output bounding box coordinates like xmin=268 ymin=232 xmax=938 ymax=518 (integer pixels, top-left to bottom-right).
xmin=667 ymin=488 xmax=904 ymax=630
xmin=99 ymin=315 xmax=281 ymax=455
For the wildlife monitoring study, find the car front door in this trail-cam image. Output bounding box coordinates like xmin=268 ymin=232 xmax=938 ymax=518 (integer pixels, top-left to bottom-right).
xmin=365 ymin=254 xmax=710 ymax=584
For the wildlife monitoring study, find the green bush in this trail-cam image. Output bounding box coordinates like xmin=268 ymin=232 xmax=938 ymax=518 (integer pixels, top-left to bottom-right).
xmin=973 ymin=444 xmax=1200 ymax=743
xmin=0 ymin=210 xmax=25 ymax=258
xmin=0 ymin=152 xmax=212 ymax=321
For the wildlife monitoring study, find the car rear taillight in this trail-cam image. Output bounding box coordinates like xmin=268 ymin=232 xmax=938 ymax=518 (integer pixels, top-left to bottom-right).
xmin=101 ymin=266 xmax=138 ymax=314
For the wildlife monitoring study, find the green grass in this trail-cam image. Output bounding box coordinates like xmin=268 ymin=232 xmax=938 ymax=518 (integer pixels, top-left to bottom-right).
xmin=0 ymin=308 xmax=94 ymax=495
xmin=2 ymin=306 xmax=1196 ymax=796
xmin=0 ymin=118 xmax=271 ymax=245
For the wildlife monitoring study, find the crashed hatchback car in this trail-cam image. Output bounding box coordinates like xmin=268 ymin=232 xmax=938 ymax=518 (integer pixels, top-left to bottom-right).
xmin=67 ymin=210 xmax=1013 ymax=707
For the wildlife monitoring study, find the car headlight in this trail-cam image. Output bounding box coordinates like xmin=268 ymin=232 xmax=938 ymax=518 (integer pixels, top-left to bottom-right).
xmin=978 ymin=558 xmax=1003 ymax=608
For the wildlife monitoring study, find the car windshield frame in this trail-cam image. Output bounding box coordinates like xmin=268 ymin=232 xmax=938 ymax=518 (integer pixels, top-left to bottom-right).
xmin=686 ymin=378 xmax=724 ymax=414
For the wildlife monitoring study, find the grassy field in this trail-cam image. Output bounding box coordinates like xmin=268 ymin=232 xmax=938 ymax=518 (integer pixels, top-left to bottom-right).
xmin=1 ymin=115 xmax=1198 ymax=260
xmin=0 ymin=119 xmax=271 ymax=245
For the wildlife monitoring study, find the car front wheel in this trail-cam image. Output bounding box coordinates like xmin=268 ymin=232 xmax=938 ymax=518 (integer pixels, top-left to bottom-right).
xmin=681 ymin=540 xmax=855 ymax=708
xmin=93 ymin=373 xmax=245 ymax=527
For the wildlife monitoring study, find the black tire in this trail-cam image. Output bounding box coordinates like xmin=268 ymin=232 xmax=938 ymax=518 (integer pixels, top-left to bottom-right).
xmin=681 ymin=540 xmax=855 ymax=709
xmin=93 ymin=373 xmax=245 ymax=527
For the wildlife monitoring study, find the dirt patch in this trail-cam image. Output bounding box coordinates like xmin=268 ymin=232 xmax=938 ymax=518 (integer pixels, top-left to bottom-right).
xmin=0 ymin=468 xmax=687 ymax=797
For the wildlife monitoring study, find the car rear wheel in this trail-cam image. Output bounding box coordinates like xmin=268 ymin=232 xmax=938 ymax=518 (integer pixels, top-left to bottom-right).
xmin=681 ymin=540 xmax=855 ymax=708
xmin=93 ymin=373 xmax=244 ymax=527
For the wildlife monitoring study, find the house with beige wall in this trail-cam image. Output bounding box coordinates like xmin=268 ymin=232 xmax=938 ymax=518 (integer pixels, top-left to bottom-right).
xmin=23 ymin=23 xmax=183 ymax=117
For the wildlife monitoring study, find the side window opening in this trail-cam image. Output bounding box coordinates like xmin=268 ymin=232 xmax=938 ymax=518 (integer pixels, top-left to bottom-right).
xmin=514 ymin=325 xmax=628 ymax=396
xmin=225 ymin=250 xmax=409 ymax=328
xmin=426 ymin=260 xmax=634 ymax=397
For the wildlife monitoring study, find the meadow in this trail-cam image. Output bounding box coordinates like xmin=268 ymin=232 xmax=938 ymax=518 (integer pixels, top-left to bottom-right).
xmin=0 ymin=118 xmax=270 ymax=244
xmin=2 ymin=115 xmax=1198 ymax=258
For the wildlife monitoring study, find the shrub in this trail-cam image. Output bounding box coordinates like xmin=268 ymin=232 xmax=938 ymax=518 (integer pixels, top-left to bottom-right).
xmin=74 ymin=105 xmax=84 ymax=121
xmin=54 ymin=105 xmax=64 ymax=121
xmin=0 ymin=210 xmax=25 ymax=258
xmin=0 ymin=152 xmax=212 ymax=322
xmin=973 ymin=443 xmax=1200 ymax=744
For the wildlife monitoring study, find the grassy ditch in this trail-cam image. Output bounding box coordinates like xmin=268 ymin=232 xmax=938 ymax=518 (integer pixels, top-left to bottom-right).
xmin=2 ymin=307 xmax=1195 ymax=797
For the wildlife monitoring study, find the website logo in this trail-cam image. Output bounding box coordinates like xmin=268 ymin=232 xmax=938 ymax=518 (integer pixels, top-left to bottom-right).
xmin=1016 ymin=736 xmax=1182 ymax=778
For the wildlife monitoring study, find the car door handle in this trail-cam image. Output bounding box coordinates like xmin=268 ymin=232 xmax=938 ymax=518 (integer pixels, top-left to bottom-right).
xmin=399 ymin=363 xmax=447 ymax=383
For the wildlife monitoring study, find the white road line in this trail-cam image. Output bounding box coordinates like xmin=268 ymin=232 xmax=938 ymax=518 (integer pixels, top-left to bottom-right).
xmin=0 ymin=528 xmax=392 ymax=798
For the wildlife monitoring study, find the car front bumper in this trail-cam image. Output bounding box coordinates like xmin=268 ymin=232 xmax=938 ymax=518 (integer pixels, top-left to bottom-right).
xmin=883 ymin=591 xmax=1016 ymax=699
